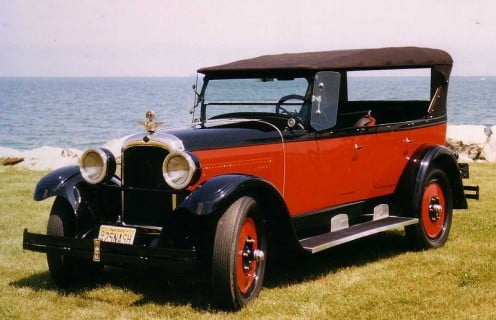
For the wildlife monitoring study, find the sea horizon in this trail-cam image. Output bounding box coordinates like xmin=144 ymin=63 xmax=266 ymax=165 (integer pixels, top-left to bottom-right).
xmin=1 ymin=76 xmax=494 ymax=152
xmin=1 ymin=75 xmax=494 ymax=78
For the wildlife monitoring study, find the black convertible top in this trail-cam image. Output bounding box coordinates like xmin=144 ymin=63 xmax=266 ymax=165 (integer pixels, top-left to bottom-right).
xmin=198 ymin=47 xmax=452 ymax=80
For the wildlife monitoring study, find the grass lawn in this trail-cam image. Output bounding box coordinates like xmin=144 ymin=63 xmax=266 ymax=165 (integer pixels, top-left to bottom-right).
xmin=0 ymin=163 xmax=495 ymax=319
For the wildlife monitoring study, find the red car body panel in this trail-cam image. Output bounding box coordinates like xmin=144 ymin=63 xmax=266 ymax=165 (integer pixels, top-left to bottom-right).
xmin=191 ymin=122 xmax=446 ymax=217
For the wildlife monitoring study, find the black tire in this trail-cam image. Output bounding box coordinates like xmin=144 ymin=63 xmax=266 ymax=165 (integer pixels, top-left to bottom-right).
xmin=211 ymin=196 xmax=267 ymax=310
xmin=406 ymin=168 xmax=453 ymax=249
xmin=46 ymin=197 xmax=102 ymax=288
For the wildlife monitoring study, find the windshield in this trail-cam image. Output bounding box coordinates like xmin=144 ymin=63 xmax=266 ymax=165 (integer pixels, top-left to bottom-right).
xmin=201 ymin=77 xmax=309 ymax=121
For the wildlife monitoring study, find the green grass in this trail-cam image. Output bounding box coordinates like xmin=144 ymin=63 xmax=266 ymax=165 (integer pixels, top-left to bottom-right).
xmin=1 ymin=163 xmax=495 ymax=319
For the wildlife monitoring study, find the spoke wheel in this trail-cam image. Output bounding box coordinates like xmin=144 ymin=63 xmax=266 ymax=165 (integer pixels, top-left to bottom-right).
xmin=212 ymin=196 xmax=267 ymax=310
xmin=406 ymin=168 xmax=453 ymax=249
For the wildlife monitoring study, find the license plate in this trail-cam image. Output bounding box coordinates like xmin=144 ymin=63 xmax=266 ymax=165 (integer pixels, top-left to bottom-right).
xmin=98 ymin=225 xmax=136 ymax=245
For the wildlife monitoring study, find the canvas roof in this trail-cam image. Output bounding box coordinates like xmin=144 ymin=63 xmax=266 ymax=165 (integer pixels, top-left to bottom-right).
xmin=198 ymin=47 xmax=453 ymax=80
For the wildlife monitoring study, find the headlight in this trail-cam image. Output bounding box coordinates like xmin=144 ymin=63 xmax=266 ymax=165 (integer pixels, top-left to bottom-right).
xmin=162 ymin=151 xmax=200 ymax=189
xmin=80 ymin=148 xmax=116 ymax=184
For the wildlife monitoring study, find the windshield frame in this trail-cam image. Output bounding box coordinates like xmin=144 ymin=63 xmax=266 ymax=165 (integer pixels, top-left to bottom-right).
xmin=198 ymin=75 xmax=312 ymax=123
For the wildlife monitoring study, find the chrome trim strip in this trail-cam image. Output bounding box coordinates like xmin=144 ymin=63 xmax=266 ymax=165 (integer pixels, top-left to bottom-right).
xmin=122 ymin=132 xmax=185 ymax=152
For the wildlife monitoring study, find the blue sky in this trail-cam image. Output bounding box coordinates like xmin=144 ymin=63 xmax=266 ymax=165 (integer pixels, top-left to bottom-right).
xmin=1 ymin=0 xmax=495 ymax=76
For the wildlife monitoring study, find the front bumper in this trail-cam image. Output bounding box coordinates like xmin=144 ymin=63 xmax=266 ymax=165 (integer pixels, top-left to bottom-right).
xmin=23 ymin=229 xmax=197 ymax=271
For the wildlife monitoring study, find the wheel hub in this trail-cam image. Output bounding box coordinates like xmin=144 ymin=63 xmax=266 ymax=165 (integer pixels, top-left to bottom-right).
xmin=428 ymin=196 xmax=443 ymax=222
xmin=242 ymin=238 xmax=265 ymax=272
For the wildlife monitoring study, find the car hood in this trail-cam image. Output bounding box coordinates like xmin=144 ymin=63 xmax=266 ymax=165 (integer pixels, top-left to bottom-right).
xmin=125 ymin=118 xmax=286 ymax=152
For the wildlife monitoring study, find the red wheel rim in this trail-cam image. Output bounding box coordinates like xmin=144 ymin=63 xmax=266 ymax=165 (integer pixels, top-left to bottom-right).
xmin=421 ymin=181 xmax=446 ymax=239
xmin=236 ymin=217 xmax=258 ymax=294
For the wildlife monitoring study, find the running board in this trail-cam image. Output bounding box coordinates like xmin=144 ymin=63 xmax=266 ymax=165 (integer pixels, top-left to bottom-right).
xmin=299 ymin=216 xmax=419 ymax=254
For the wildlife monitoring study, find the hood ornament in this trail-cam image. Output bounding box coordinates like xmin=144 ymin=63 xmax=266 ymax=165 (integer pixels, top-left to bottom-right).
xmin=138 ymin=110 xmax=165 ymax=133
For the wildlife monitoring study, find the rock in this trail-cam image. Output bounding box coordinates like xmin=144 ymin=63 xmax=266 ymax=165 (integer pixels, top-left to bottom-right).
xmin=446 ymin=125 xmax=489 ymax=145
xmin=2 ymin=157 xmax=24 ymax=166
xmin=446 ymin=125 xmax=494 ymax=162
xmin=482 ymin=125 xmax=496 ymax=162
xmin=446 ymin=139 xmax=482 ymax=161
xmin=0 ymin=146 xmax=82 ymax=170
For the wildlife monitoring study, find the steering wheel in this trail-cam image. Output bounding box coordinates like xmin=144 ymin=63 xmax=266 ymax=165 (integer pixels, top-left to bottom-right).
xmin=276 ymin=94 xmax=305 ymax=115
xmin=276 ymin=94 xmax=306 ymax=129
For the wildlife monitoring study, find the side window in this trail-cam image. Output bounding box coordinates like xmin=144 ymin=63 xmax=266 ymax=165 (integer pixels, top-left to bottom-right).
xmin=346 ymin=69 xmax=432 ymax=124
xmin=310 ymin=71 xmax=340 ymax=131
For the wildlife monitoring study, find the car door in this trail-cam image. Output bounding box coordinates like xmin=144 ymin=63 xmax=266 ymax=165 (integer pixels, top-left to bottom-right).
xmin=283 ymin=71 xmax=376 ymax=216
xmin=283 ymin=129 xmax=376 ymax=216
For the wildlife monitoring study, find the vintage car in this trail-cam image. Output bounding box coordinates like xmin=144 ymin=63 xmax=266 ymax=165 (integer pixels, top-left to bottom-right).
xmin=23 ymin=47 xmax=478 ymax=310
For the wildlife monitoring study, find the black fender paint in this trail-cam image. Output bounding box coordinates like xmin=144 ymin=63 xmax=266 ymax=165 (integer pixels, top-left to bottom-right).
xmin=33 ymin=166 xmax=82 ymax=212
xmin=33 ymin=165 xmax=122 ymax=216
xmin=414 ymin=145 xmax=467 ymax=210
xmin=178 ymin=174 xmax=286 ymax=217
xmin=174 ymin=173 xmax=301 ymax=254
xmin=395 ymin=144 xmax=467 ymax=217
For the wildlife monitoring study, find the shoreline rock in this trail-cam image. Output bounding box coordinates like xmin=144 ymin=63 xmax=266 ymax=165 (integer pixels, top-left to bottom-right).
xmin=446 ymin=125 xmax=495 ymax=162
xmin=2 ymin=157 xmax=25 ymax=166
xmin=1 ymin=126 xmax=494 ymax=171
xmin=0 ymin=146 xmax=83 ymax=171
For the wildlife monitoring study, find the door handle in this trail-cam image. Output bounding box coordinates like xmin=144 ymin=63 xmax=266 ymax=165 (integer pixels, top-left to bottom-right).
xmin=403 ymin=138 xmax=414 ymax=144
xmin=354 ymin=144 xmax=363 ymax=150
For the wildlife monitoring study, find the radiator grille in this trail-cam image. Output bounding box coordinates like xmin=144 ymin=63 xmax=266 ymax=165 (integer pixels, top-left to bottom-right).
xmin=122 ymin=146 xmax=172 ymax=226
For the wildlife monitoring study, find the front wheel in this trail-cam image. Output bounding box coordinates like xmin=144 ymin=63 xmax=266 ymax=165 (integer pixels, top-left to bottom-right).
xmin=46 ymin=197 xmax=102 ymax=288
xmin=211 ymin=196 xmax=267 ymax=310
xmin=406 ymin=168 xmax=453 ymax=249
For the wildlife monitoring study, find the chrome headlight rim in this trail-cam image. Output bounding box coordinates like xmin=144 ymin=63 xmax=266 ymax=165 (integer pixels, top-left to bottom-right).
xmin=162 ymin=151 xmax=200 ymax=190
xmin=80 ymin=148 xmax=116 ymax=184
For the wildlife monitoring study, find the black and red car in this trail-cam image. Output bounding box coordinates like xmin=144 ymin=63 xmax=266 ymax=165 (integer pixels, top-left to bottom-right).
xmin=23 ymin=47 xmax=478 ymax=309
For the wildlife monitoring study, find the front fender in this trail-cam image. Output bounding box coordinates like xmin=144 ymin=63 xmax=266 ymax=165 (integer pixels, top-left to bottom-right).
xmin=33 ymin=166 xmax=83 ymax=210
xmin=33 ymin=165 xmax=122 ymax=216
xmin=178 ymin=174 xmax=286 ymax=217
xmin=169 ymin=175 xmax=301 ymax=256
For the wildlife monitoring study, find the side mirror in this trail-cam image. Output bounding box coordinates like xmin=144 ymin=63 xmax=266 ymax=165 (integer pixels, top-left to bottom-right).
xmin=310 ymin=71 xmax=340 ymax=131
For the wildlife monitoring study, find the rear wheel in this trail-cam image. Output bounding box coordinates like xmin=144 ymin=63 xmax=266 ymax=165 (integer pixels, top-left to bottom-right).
xmin=212 ymin=196 xmax=267 ymax=310
xmin=46 ymin=197 xmax=102 ymax=288
xmin=406 ymin=168 xmax=453 ymax=249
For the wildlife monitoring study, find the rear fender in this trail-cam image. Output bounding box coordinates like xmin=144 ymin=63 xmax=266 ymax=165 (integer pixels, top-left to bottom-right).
xmin=395 ymin=144 xmax=467 ymax=215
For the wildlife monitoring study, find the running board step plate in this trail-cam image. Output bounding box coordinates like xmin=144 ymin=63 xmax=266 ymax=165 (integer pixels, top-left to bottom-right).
xmin=300 ymin=216 xmax=419 ymax=254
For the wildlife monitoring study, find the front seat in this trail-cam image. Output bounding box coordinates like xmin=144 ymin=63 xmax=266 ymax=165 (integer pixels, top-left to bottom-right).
xmin=355 ymin=111 xmax=376 ymax=127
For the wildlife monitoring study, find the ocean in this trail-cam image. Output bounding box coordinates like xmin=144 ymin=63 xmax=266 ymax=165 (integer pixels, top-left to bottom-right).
xmin=0 ymin=76 xmax=494 ymax=151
